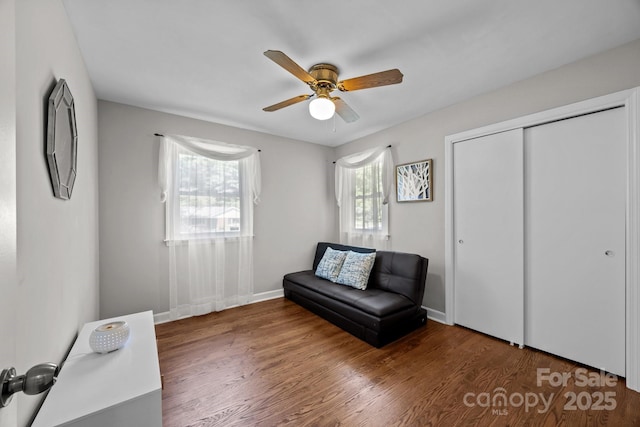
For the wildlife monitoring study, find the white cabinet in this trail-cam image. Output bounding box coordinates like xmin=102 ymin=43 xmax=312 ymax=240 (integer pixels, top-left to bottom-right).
xmin=448 ymin=105 xmax=629 ymax=377
xmin=32 ymin=311 xmax=162 ymax=427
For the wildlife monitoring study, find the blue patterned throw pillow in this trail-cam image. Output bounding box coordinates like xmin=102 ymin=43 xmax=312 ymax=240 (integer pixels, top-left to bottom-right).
xmin=336 ymin=251 xmax=376 ymax=290
xmin=315 ymin=247 xmax=348 ymax=282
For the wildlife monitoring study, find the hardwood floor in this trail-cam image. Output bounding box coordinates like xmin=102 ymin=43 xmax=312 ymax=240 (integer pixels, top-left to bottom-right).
xmin=155 ymin=298 xmax=640 ymax=426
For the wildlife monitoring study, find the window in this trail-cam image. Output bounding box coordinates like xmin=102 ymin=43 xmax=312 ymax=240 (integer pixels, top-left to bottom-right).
xmin=176 ymin=150 xmax=241 ymax=237
xmin=353 ymin=161 xmax=384 ymax=231
xmin=335 ymin=146 xmax=392 ymax=248
xmin=159 ymin=134 xmax=260 ymax=242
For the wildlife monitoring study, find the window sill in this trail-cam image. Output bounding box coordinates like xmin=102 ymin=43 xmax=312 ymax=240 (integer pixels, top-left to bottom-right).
xmin=164 ymin=235 xmax=254 ymax=246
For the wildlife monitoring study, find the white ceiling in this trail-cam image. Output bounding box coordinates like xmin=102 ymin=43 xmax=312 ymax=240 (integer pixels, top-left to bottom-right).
xmin=62 ymin=0 xmax=640 ymax=147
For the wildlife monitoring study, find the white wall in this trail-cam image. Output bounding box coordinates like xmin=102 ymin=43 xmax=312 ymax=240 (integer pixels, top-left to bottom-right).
xmin=0 ymin=0 xmax=18 ymax=425
xmin=14 ymin=0 xmax=99 ymax=425
xmin=98 ymin=101 xmax=336 ymax=318
xmin=335 ymin=37 xmax=640 ymax=314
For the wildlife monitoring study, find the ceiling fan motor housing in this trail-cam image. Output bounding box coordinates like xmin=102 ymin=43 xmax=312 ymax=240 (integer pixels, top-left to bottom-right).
xmin=309 ymin=64 xmax=339 ymax=91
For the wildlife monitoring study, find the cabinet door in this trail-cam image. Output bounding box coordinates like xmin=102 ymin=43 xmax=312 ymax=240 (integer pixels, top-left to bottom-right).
xmin=525 ymin=107 xmax=626 ymax=376
xmin=453 ymin=129 xmax=524 ymax=345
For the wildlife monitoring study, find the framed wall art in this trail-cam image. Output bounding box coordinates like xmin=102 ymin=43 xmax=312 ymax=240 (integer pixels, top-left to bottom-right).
xmin=396 ymin=159 xmax=432 ymax=202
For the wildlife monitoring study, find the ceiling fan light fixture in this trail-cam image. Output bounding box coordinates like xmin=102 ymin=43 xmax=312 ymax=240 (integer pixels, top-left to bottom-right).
xmin=309 ymin=96 xmax=335 ymax=121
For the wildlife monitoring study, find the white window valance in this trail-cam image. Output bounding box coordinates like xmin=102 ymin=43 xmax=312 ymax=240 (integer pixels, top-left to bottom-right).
xmin=335 ymin=146 xmax=393 ymax=208
xmin=159 ymin=134 xmax=261 ymax=204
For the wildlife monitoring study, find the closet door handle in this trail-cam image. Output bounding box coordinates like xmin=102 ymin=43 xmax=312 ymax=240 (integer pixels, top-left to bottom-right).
xmin=605 ymin=250 xmax=614 ymax=257
xmin=458 ymin=240 xmax=464 ymax=244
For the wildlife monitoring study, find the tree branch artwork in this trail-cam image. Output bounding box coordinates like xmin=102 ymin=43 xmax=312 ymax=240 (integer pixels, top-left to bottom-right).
xmin=396 ymin=159 xmax=433 ymax=202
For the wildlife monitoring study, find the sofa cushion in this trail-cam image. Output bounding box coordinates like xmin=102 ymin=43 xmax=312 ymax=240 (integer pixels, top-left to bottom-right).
xmin=335 ymin=251 xmax=376 ymax=290
xmin=369 ymin=251 xmax=428 ymax=306
xmin=284 ymin=271 xmax=414 ymax=317
xmin=315 ymin=247 xmax=348 ymax=282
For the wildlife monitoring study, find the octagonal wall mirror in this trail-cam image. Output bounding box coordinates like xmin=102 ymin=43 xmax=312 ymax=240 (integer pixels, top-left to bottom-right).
xmin=47 ymin=78 xmax=78 ymax=200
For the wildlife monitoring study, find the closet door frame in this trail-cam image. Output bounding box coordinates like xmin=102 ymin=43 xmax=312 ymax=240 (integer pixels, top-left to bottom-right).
xmin=444 ymin=87 xmax=640 ymax=392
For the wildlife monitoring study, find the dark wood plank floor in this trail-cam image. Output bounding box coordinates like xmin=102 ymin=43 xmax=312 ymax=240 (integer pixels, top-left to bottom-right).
xmin=155 ymin=298 xmax=640 ymax=427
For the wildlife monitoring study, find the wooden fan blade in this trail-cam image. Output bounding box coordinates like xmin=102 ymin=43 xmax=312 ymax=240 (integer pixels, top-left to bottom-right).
xmin=263 ymin=94 xmax=312 ymax=112
xmin=337 ymin=69 xmax=403 ymax=92
xmin=264 ymin=50 xmax=316 ymax=85
xmin=333 ymin=97 xmax=359 ymax=123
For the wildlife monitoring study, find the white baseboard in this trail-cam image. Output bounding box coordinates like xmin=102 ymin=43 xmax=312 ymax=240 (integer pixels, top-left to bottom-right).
xmin=153 ymin=289 xmax=285 ymax=324
xmin=424 ymin=307 xmax=447 ymax=324
xmin=153 ymin=312 xmax=173 ymax=324
xmin=251 ymin=289 xmax=284 ymax=303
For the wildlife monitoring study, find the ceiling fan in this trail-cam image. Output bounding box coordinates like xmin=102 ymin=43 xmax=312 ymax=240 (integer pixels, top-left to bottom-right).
xmin=262 ymin=50 xmax=403 ymax=123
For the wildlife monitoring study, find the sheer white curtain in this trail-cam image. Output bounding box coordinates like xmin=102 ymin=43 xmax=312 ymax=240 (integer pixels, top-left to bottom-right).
xmin=335 ymin=146 xmax=393 ymax=250
xmin=159 ymin=134 xmax=260 ymax=320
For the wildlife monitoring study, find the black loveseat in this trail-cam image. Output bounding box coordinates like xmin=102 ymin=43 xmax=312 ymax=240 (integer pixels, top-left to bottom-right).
xmin=283 ymin=242 xmax=429 ymax=347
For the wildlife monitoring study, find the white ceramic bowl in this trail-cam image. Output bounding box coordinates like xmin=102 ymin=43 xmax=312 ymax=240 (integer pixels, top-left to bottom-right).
xmin=89 ymin=321 xmax=130 ymax=353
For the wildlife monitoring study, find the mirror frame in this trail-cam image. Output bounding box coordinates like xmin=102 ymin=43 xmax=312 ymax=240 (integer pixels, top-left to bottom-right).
xmin=46 ymin=79 xmax=78 ymax=200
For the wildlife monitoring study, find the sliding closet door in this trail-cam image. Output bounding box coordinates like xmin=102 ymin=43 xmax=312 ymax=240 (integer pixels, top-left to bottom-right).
xmin=525 ymin=108 xmax=626 ymax=376
xmin=453 ymin=129 xmax=524 ymax=345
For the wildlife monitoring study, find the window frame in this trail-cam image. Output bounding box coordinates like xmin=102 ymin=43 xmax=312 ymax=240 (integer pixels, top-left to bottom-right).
xmin=166 ymin=148 xmax=246 ymax=242
xmin=349 ymin=156 xmax=389 ymax=235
